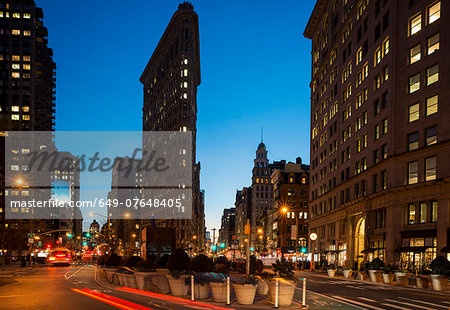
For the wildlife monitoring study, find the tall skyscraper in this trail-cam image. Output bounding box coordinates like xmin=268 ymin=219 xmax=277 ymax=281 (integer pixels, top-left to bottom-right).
xmin=0 ymin=0 xmax=56 ymax=257
xmin=140 ymin=2 xmax=204 ymax=251
xmin=304 ymin=0 xmax=449 ymax=269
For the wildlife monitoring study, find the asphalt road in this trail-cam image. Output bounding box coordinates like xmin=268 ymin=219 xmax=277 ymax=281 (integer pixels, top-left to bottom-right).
xmin=296 ymin=270 xmax=450 ymax=310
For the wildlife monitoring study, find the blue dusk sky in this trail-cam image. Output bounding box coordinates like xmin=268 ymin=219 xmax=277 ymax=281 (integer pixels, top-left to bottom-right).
xmin=37 ymin=0 xmax=315 ymax=232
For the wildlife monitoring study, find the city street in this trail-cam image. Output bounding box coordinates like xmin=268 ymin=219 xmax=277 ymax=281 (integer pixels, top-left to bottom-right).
xmin=296 ymin=270 xmax=450 ymax=310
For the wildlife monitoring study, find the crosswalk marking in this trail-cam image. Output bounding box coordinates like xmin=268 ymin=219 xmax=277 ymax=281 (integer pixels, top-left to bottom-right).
xmin=381 ymin=303 xmax=410 ymax=310
xmin=358 ymin=297 xmax=377 ymax=303
xmin=385 ymin=298 xmax=434 ymax=310
xmin=332 ymin=295 xmax=385 ymax=310
xmin=398 ymin=297 xmax=449 ymax=309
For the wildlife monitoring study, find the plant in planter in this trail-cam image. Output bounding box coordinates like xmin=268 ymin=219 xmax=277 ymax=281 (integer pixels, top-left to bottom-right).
xmin=382 ymin=265 xmax=395 ymax=284
xmin=187 ymin=255 xmax=214 ymax=299
xmin=166 ymin=249 xmax=190 ymax=296
xmin=368 ymin=258 xmax=384 ymax=282
xmin=414 ymin=269 xmax=431 ymax=289
xmin=268 ymin=259 xmax=297 ymax=306
xmin=327 ymin=264 xmax=337 ymax=277
xmin=394 ymin=266 xmax=411 ymax=287
xmin=343 ymin=268 xmax=352 ymax=279
xmin=134 ymin=259 xmax=156 ymax=290
xmin=254 ymin=272 xmax=274 ymax=295
xmin=231 ymin=275 xmax=258 ymax=305
xmin=429 ymin=256 xmax=450 ymax=291
xmin=209 ymin=274 xmax=227 ymax=303
xmin=154 ymin=254 xmax=170 ymax=272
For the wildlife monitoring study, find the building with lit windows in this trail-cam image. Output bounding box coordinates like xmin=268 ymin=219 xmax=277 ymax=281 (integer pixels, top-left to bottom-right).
xmin=0 ymin=0 xmax=56 ymax=257
xmin=218 ymin=208 xmax=236 ymax=250
xmin=139 ymin=2 xmax=204 ymax=252
xmin=304 ymin=0 xmax=449 ymax=270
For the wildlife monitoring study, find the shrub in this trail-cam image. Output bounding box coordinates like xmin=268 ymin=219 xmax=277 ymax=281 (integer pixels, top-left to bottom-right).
xmin=167 ymin=248 xmax=190 ymax=271
xmin=231 ymin=275 xmax=257 ymax=286
xmin=104 ymin=253 xmax=122 ymax=267
xmin=154 ymin=254 xmax=170 ymax=268
xmin=272 ymin=259 xmax=296 ymax=282
xmin=327 ymin=264 xmax=336 ymax=270
xmin=188 ymin=254 xmax=214 ymax=272
xmin=215 ymin=256 xmax=231 ymax=274
xmin=368 ymin=258 xmax=384 ymax=270
xmin=124 ymin=256 xmax=142 ymax=268
xmin=136 ymin=259 xmax=155 ymax=272
xmin=97 ymin=254 xmax=108 ymax=266
xmin=430 ymin=256 xmax=450 ymax=276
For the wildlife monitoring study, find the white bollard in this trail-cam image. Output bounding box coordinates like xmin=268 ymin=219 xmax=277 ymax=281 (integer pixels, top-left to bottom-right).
xmin=302 ymin=278 xmax=306 ymax=307
xmin=191 ymin=275 xmax=195 ymax=301
xmin=226 ymin=276 xmax=230 ymax=305
xmin=274 ymin=278 xmax=279 ymax=308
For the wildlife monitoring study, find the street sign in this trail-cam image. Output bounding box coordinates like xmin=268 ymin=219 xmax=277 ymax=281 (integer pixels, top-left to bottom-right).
xmin=28 ymin=238 xmax=34 ymax=244
xmin=38 ymin=241 xmax=42 ymax=247
xmin=27 ymin=233 xmax=35 ymax=238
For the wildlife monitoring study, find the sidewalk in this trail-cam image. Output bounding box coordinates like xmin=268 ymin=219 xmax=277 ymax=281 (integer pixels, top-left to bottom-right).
xmin=295 ymin=269 xmax=450 ymax=296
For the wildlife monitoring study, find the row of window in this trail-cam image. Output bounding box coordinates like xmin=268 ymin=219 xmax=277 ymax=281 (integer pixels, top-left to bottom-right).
xmin=408 ymin=2 xmax=440 ymax=37
xmin=410 ymin=33 xmax=440 ymax=64
xmin=407 ymin=125 xmax=436 ymax=151
xmin=407 ymin=156 xmax=436 ymax=184
xmin=407 ymin=201 xmax=438 ymax=225
xmin=0 ymin=12 xmax=31 ymax=19
xmin=408 ymin=64 xmax=438 ymax=93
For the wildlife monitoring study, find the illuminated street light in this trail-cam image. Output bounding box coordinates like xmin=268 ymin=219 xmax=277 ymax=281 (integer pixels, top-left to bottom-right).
xmin=132 ymin=233 xmax=136 ymax=238
xmin=193 ymin=235 xmax=197 ymax=240
xmin=16 ymin=178 xmax=23 ymax=185
xmin=257 ymin=228 xmax=263 ymax=234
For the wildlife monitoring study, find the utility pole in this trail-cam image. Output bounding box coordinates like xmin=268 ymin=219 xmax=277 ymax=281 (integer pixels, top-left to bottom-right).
xmin=211 ymin=228 xmax=216 ymax=255
xmin=245 ymin=219 xmax=250 ymax=275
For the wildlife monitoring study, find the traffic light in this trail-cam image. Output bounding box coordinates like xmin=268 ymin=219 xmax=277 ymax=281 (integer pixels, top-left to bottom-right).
xmin=82 ymin=242 xmax=87 ymax=246
xmin=250 ymin=247 xmax=254 ymax=251
xmin=46 ymin=243 xmax=52 ymax=249
xmin=220 ymin=243 xmax=225 ymax=248
xmin=300 ymin=247 xmax=308 ymax=253
xmin=66 ymin=233 xmax=73 ymax=238
xmin=85 ymin=233 xmax=91 ymax=237
xmin=211 ymin=245 xmax=217 ymax=250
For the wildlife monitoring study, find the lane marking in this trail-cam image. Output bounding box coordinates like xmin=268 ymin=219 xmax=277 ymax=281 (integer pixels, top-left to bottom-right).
xmin=346 ymin=285 xmax=366 ymax=290
xmin=380 ymin=303 xmax=410 ymax=310
xmin=398 ymin=297 xmax=450 ymax=309
xmin=64 ymin=266 xmax=85 ymax=280
xmin=295 ymin=288 xmax=365 ymax=309
xmin=384 ymin=298 xmax=434 ymax=310
xmin=332 ymin=295 xmax=386 ymax=310
xmin=72 ymin=288 xmax=154 ymax=310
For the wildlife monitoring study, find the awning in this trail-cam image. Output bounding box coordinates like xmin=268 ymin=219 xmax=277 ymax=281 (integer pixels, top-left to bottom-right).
xmin=396 ymin=246 xmax=431 ymax=253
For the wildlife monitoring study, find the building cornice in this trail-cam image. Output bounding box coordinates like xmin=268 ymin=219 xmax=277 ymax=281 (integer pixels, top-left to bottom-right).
xmin=303 ymin=0 xmax=328 ymax=39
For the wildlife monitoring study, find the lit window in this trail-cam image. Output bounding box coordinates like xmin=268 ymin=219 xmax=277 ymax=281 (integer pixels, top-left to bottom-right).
xmin=408 ymin=161 xmax=418 ymax=184
xmin=23 ymin=30 xmax=31 ymax=36
xmin=428 ymin=2 xmax=440 ymax=24
xmin=409 ymin=73 xmax=420 ymax=93
xmin=426 ymin=95 xmax=438 ymax=116
xmin=23 ymin=55 xmax=31 ymax=61
xmin=22 ymin=106 xmax=30 ymax=112
xmin=383 ymin=38 xmax=389 ymax=56
xmin=408 ymin=204 xmax=416 ymax=224
xmin=375 ymin=48 xmax=382 ymax=66
xmin=182 ymin=93 xmax=187 ymax=99
xmin=23 ymin=13 xmax=31 ymax=19
xmin=12 ymin=29 xmax=20 ymax=35
xmin=11 ymin=106 xmax=19 ymax=112
xmin=409 ymin=14 xmax=421 ymax=36
xmin=12 ymin=63 xmax=20 ymax=70
xmin=425 ymin=126 xmax=437 ymax=146
xmin=183 ymin=82 xmax=188 ymax=88
xmin=375 ymin=124 xmax=380 ymax=140
xmin=357 ymin=48 xmax=363 ymax=65
xmin=419 ymin=202 xmax=427 ymax=223
xmin=425 ymin=156 xmax=436 ymax=181
xmin=183 ymin=59 xmax=188 ymax=65
xmin=11 ymin=165 xmax=19 ymax=171
xmin=12 ymin=55 xmax=20 ymax=61
xmin=22 ymin=115 xmax=30 ymax=120
xmin=23 ymin=64 xmax=30 ymax=70
xmin=431 ymin=201 xmax=438 ymax=222
xmin=382 ymin=119 xmax=387 ymax=134
xmin=408 ymin=103 xmax=419 ymax=122
xmin=183 ymin=69 xmax=188 ymax=76
xmin=408 ymin=132 xmax=419 ymax=151
xmin=12 ymin=12 xmax=20 ymax=18
xmin=427 ymin=33 xmax=439 ymax=54
xmin=11 ymin=72 xmax=20 ymax=78
xmin=409 ymin=44 xmax=421 ymax=64
xmin=426 ymin=64 xmax=439 ymax=85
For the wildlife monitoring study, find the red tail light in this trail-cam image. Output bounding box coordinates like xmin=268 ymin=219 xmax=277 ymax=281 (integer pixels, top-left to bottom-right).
xmin=55 ymin=254 xmax=65 ymax=257
xmin=65 ymin=258 xmax=70 ymax=261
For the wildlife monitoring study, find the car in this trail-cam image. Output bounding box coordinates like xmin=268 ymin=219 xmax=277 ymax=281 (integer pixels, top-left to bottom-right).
xmin=47 ymin=248 xmax=72 ymax=266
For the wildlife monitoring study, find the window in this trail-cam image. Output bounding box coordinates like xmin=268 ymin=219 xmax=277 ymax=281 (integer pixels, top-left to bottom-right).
xmin=23 ymin=13 xmax=31 ymax=19
xmin=11 ymin=106 xmax=19 ymax=112
xmin=11 ymin=72 xmax=20 ymax=78
xmin=426 ymin=95 xmax=438 ymax=115
xmin=408 ymin=204 xmax=416 ymax=224
xmin=409 ymin=74 xmax=420 ymax=93
xmin=409 ymin=44 xmax=421 ymax=64
xmin=12 ymin=29 xmax=20 ymax=35
xmin=425 ymin=126 xmax=437 ymax=146
xmin=382 ymin=144 xmax=387 ymax=159
xmin=12 ymin=63 xmax=20 ymax=70
xmin=375 ymin=74 xmax=381 ymax=90
xmin=381 ymin=170 xmax=387 ymax=189
xmin=23 ymin=64 xmax=30 ymax=70
xmin=428 ymin=2 xmax=440 ymax=24
xmin=431 ymin=201 xmax=438 ymax=222
xmin=427 ymin=33 xmax=440 ymax=54
xmin=426 ymin=64 xmax=439 ymax=85
xmin=12 ymin=55 xmax=20 ymax=61
xmin=408 ymin=161 xmax=418 ymax=184
xmin=375 ymin=124 xmax=380 ymax=140
xmin=382 ymin=119 xmax=387 ymax=134
xmin=408 ymin=103 xmax=419 ymax=122
xmin=408 ymin=132 xmax=419 ymax=151
xmin=425 ymin=156 xmax=436 ymax=181
xmin=11 ymin=115 xmax=19 ymax=120
xmin=409 ymin=14 xmax=421 ymax=36
xmin=383 ymin=67 xmax=389 ymax=82
xmin=383 ymin=38 xmax=390 ymax=56
xmin=420 ymin=203 xmax=426 ymax=224
xmin=23 ymin=30 xmax=31 ymax=36
xmin=357 ymin=47 xmax=363 ymax=65
xmin=375 ymin=48 xmax=382 ymax=66
xmin=12 ymin=12 xmax=20 ymax=18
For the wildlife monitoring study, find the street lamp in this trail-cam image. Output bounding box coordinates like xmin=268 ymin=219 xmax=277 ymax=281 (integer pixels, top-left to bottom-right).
xmin=309 ymin=232 xmax=318 ymax=271
xmin=16 ymin=178 xmax=23 ymax=185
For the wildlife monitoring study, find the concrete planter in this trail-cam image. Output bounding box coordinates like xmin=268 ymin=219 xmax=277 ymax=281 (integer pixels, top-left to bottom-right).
xmin=268 ymin=280 xmax=295 ymax=307
xmin=105 ymin=269 xmax=117 ymax=283
xmin=327 ymin=269 xmax=337 ymax=277
xmin=210 ymin=282 xmax=227 ymax=303
xmin=125 ymin=274 xmax=137 ymax=288
xmin=382 ymin=273 xmax=394 ymax=284
xmin=156 ymin=268 xmax=169 ymax=274
xmin=151 ymin=274 xmax=170 ymax=294
xmin=117 ymin=273 xmax=125 ymax=286
xmin=368 ymin=270 xmax=383 ymax=282
xmin=415 ymin=276 xmax=429 ymax=289
xmin=134 ymin=272 xmax=155 ymax=290
xmin=167 ymin=275 xmax=188 ymax=296
xmin=395 ymin=272 xmax=410 ymax=286
xmin=232 ymin=284 xmax=257 ymax=305
xmin=430 ymin=275 xmax=448 ymax=291
xmin=194 ymin=284 xmax=210 ymax=299
xmin=256 ymin=279 xmax=269 ymax=295
xmin=343 ymin=270 xmax=352 ymax=279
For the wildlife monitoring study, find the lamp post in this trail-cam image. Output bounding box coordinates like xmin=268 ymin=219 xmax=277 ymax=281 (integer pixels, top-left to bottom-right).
xmin=309 ymin=232 xmax=318 ymax=271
